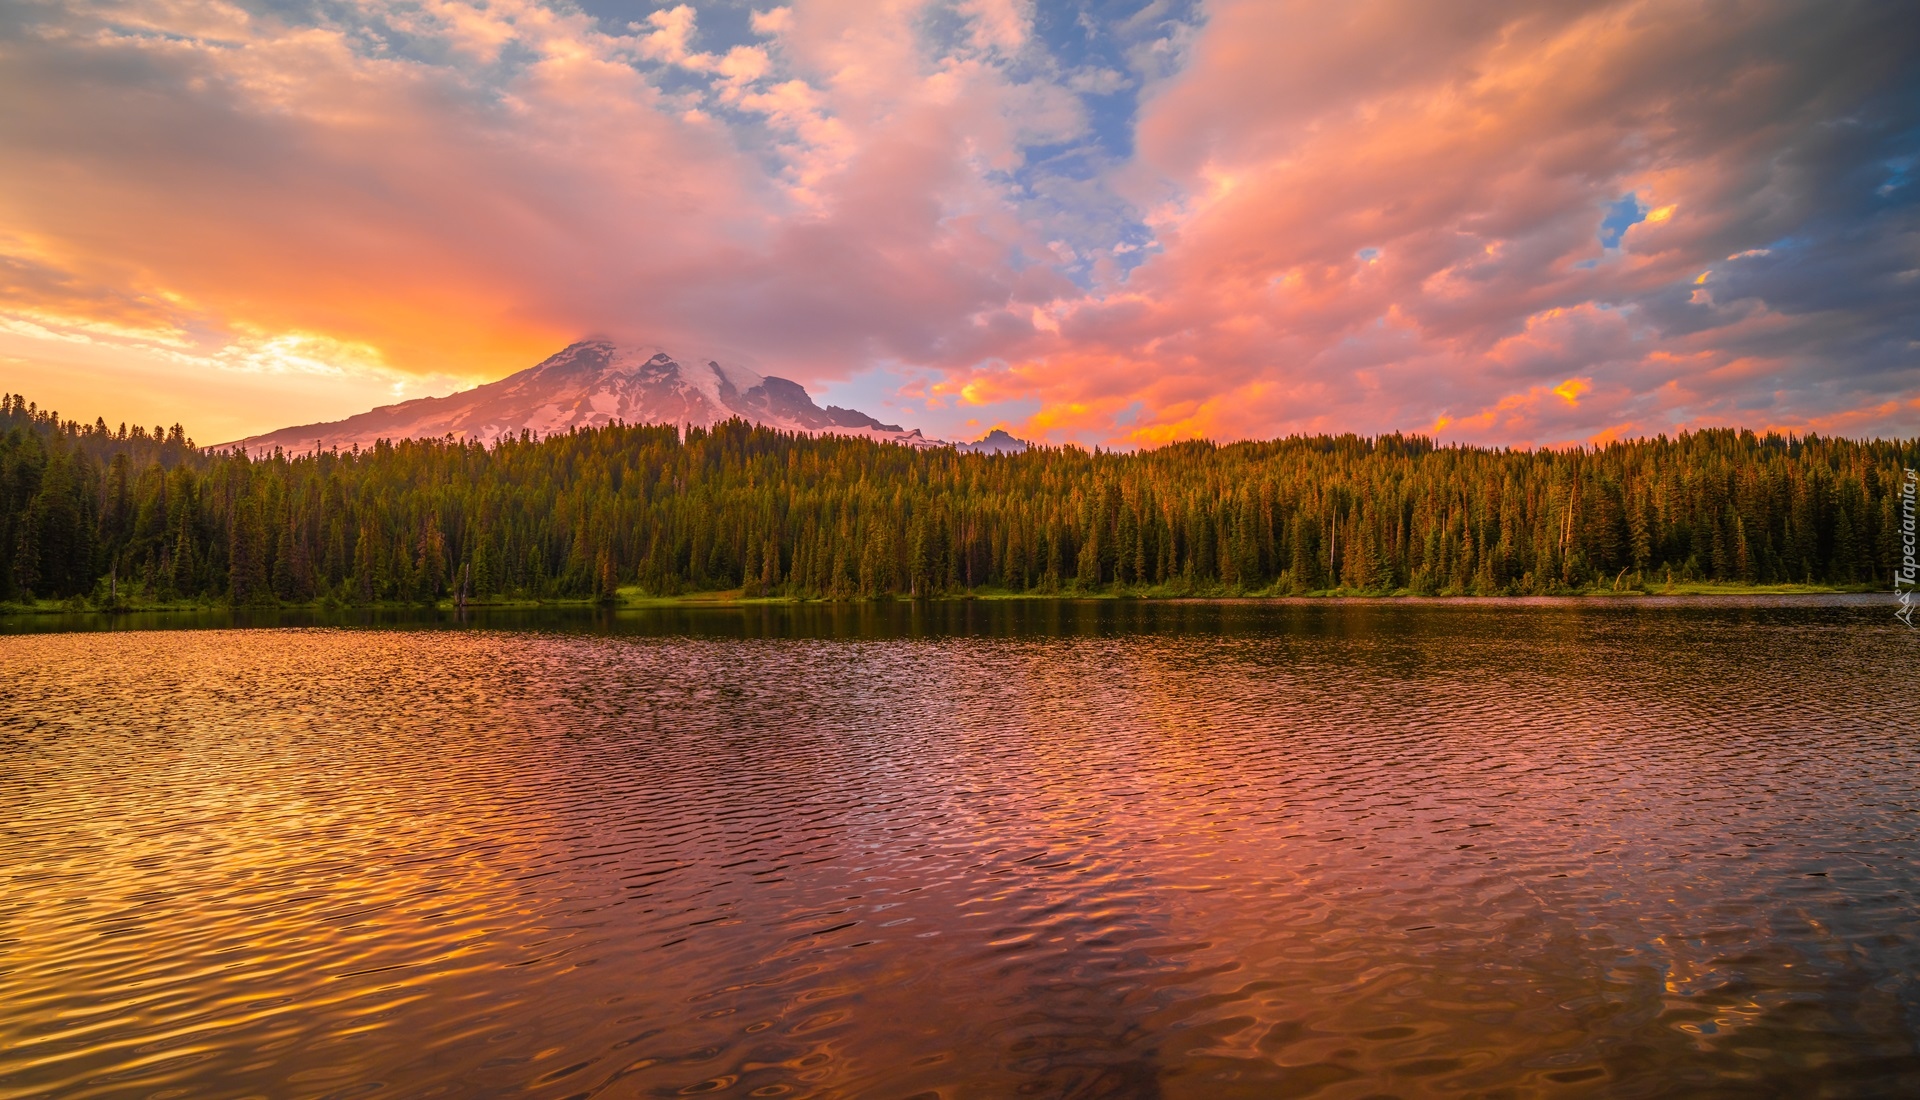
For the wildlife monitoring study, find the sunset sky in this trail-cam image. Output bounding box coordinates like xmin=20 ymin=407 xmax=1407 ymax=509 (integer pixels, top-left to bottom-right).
xmin=2 ymin=0 xmax=1915 ymax=447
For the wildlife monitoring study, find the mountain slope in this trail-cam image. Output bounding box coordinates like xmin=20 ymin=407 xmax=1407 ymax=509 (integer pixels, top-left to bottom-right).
xmin=225 ymin=340 xmax=941 ymax=455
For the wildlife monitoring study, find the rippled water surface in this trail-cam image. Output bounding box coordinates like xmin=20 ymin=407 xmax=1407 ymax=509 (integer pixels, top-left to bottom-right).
xmin=2 ymin=599 xmax=1918 ymax=1099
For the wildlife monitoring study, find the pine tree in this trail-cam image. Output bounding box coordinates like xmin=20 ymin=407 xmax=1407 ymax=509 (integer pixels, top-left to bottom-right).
xmin=229 ymin=496 xmax=268 ymax=605
xmin=0 ymin=397 xmax=1912 ymax=607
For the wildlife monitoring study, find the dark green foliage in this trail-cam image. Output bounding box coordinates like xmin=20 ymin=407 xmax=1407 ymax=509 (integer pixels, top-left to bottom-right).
xmin=2 ymin=391 xmax=1914 ymax=605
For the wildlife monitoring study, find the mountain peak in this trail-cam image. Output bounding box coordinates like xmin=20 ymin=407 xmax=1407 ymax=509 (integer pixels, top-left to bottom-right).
xmin=957 ymin=428 xmax=1031 ymax=454
xmin=224 ymin=340 xmax=941 ymax=455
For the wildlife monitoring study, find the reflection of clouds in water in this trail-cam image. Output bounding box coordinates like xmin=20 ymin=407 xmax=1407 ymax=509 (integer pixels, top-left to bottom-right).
xmin=0 ymin=600 xmax=1916 ymax=1096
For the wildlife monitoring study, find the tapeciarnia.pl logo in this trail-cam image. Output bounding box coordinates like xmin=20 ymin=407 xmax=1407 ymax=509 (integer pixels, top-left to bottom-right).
xmin=1898 ymin=467 xmax=1917 ymax=628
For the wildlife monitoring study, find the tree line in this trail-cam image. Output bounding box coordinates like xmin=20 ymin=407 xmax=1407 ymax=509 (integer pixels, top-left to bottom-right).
xmin=3 ymin=391 xmax=1914 ymax=606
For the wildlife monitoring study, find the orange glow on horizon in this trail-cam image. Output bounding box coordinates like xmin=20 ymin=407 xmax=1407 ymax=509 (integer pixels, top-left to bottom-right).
xmin=0 ymin=0 xmax=1909 ymax=446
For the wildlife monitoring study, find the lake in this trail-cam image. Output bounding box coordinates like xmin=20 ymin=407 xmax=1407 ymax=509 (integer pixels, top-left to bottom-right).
xmin=1 ymin=598 xmax=1916 ymax=1098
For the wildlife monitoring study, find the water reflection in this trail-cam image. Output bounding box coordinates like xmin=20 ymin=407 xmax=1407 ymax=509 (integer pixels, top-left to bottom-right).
xmin=0 ymin=599 xmax=1916 ymax=1098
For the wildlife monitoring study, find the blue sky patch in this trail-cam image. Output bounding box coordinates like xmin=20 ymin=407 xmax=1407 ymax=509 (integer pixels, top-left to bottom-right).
xmin=1598 ymin=194 xmax=1646 ymax=248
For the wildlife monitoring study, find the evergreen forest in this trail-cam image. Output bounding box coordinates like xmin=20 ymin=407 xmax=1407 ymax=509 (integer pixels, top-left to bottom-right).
xmin=2 ymin=392 xmax=1914 ymax=608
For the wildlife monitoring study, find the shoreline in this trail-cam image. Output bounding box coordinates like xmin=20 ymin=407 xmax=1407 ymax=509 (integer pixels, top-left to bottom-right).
xmin=0 ymin=582 xmax=1888 ymax=618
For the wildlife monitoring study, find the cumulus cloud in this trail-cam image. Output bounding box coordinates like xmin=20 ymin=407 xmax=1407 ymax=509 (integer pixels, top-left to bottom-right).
xmin=970 ymin=0 xmax=1920 ymax=445
xmin=0 ymin=0 xmax=1912 ymax=445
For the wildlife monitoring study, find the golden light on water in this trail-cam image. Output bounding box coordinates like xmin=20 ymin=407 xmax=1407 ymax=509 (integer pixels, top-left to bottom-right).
xmin=2 ymin=602 xmax=1917 ymax=1097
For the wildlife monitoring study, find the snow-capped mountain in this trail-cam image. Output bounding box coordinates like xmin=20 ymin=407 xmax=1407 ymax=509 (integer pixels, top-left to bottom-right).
xmin=225 ymin=340 xmax=946 ymax=455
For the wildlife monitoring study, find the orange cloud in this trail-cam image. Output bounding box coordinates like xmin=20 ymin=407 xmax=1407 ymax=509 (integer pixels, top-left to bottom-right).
xmin=0 ymin=0 xmax=1911 ymax=445
xmin=1553 ymin=378 xmax=1592 ymax=405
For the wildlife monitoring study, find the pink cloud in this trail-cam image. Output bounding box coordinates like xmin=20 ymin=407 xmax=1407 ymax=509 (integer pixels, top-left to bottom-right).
xmin=961 ymin=0 xmax=1919 ymax=446
xmin=0 ymin=0 xmax=1911 ymax=444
